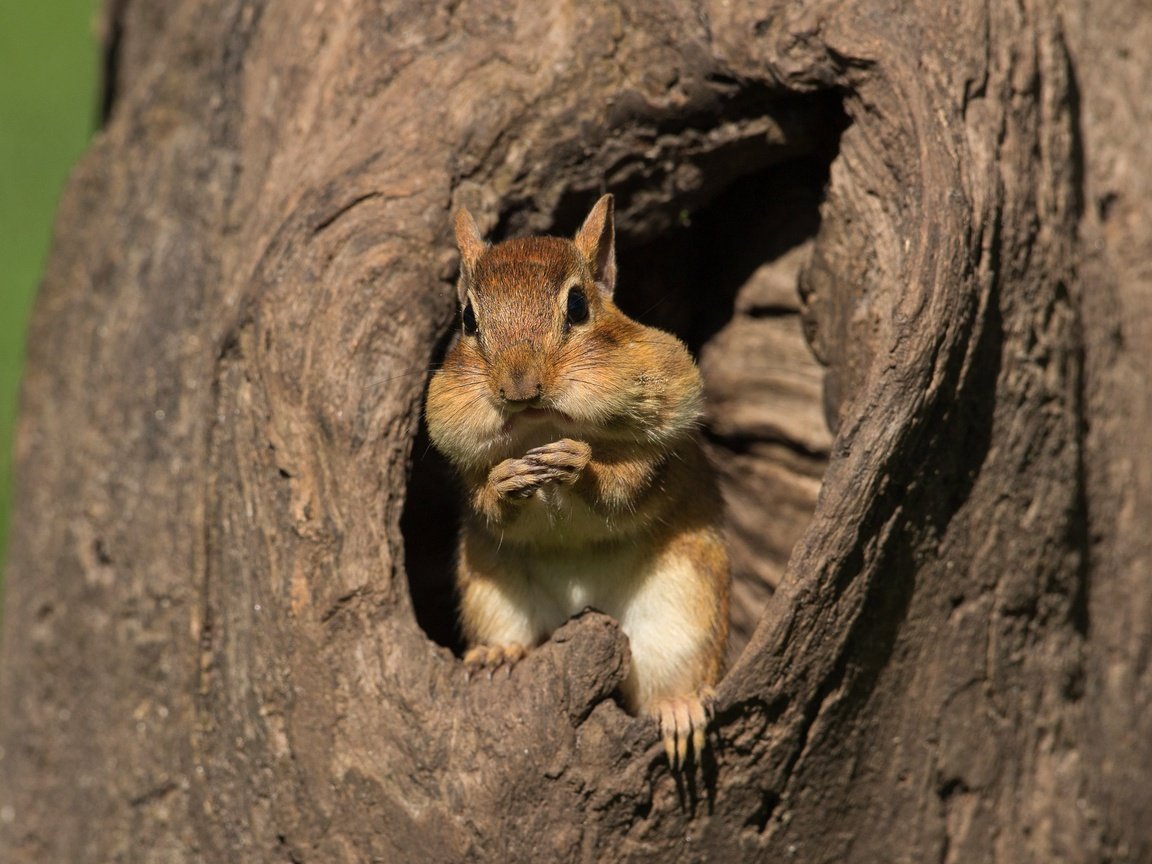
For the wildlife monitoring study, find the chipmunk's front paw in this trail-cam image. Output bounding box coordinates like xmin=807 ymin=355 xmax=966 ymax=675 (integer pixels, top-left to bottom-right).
xmin=649 ymin=687 xmax=715 ymax=772
xmin=488 ymin=439 xmax=591 ymax=500
xmin=463 ymin=643 xmax=528 ymax=680
xmin=489 ymin=457 xmax=559 ymax=500
xmin=525 ymin=438 xmax=591 ymax=485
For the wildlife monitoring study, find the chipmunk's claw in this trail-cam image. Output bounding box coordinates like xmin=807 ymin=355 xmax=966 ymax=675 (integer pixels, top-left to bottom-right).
xmin=650 ymin=688 xmax=715 ymax=772
xmin=524 ymin=439 xmax=591 ymax=484
xmin=463 ymin=643 xmax=527 ymax=681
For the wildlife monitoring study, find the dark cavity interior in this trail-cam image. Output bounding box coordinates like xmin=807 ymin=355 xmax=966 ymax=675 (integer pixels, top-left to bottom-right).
xmin=402 ymin=95 xmax=846 ymax=659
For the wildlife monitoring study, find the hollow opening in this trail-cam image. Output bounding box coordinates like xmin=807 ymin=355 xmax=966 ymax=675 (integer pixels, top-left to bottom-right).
xmin=402 ymin=95 xmax=847 ymax=661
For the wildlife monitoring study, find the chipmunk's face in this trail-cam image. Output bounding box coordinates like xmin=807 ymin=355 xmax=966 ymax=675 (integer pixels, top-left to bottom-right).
xmin=462 ymin=236 xmax=606 ymax=397
xmin=440 ymin=236 xmax=640 ymax=441
xmin=425 ymin=196 xmax=702 ymax=469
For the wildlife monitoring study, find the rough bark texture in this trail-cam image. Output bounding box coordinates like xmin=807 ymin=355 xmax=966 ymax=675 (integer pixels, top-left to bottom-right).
xmin=2 ymin=0 xmax=1150 ymax=862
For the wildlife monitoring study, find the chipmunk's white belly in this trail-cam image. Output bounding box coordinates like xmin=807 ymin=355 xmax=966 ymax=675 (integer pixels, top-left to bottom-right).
xmin=524 ymin=543 xmax=641 ymax=614
xmin=517 ymin=541 xmax=709 ymax=708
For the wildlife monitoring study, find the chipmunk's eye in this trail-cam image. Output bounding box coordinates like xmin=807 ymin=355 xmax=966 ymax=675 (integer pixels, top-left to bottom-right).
xmin=566 ymin=287 xmax=589 ymax=328
xmin=462 ymin=301 xmax=478 ymax=335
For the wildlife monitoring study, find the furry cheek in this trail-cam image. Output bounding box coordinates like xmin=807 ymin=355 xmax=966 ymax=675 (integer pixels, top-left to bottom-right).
xmin=437 ymin=405 xmax=506 ymax=469
xmin=549 ymin=376 xmax=618 ymax=428
xmin=426 ymin=373 xmax=506 ymax=469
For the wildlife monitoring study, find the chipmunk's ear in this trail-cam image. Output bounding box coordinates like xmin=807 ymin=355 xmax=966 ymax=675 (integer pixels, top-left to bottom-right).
xmin=574 ymin=194 xmax=616 ymax=297
xmin=454 ymin=207 xmax=487 ymax=298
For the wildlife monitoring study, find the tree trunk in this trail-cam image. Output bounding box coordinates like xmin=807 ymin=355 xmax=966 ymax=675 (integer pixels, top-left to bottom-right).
xmin=3 ymin=0 xmax=1150 ymax=861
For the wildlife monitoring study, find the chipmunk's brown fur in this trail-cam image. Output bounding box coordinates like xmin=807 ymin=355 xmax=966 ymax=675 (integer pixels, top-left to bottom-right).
xmin=425 ymin=195 xmax=729 ymax=768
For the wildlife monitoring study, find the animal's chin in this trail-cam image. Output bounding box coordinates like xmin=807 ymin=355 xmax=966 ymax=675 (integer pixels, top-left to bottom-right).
xmin=504 ymin=406 xmax=553 ymax=423
xmin=501 ymin=406 xmax=571 ymax=435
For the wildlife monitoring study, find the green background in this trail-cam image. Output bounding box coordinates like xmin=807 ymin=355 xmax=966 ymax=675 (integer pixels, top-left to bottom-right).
xmin=0 ymin=2 xmax=98 ymax=576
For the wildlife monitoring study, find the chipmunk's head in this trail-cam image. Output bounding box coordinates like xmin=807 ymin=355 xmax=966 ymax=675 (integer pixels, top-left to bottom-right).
xmin=449 ymin=195 xmax=629 ymax=413
xmin=426 ymin=194 xmax=701 ymax=467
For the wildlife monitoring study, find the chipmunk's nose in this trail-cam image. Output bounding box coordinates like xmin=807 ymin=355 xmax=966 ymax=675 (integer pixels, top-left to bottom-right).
xmin=498 ymin=368 xmax=543 ymax=405
xmin=496 ymin=348 xmax=544 ymax=405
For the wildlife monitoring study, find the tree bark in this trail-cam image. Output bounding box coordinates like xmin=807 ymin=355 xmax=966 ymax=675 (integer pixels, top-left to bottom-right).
xmin=2 ymin=1 xmax=1150 ymax=861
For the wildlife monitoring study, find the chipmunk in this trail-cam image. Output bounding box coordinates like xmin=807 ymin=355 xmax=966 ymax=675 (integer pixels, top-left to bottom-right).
xmin=425 ymin=194 xmax=730 ymax=768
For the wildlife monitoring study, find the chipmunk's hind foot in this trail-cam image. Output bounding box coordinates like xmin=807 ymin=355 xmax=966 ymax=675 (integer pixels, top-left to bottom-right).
xmin=463 ymin=642 xmax=528 ymax=680
xmin=650 ymin=687 xmax=716 ymax=772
